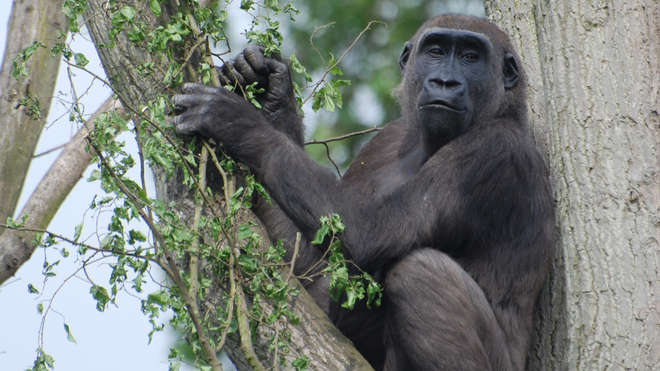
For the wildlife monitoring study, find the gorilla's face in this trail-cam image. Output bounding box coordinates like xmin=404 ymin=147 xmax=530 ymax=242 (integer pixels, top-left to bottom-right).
xmin=399 ymin=28 xmax=519 ymax=153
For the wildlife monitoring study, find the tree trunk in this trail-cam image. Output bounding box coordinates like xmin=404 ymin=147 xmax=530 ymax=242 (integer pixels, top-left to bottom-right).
xmin=0 ymin=0 xmax=66 ymax=223
xmin=485 ymin=1 xmax=660 ymax=369
xmin=83 ymin=1 xmax=371 ymax=369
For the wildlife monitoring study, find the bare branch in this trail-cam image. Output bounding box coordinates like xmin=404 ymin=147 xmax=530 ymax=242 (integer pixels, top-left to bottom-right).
xmin=304 ymin=126 xmax=381 ymax=146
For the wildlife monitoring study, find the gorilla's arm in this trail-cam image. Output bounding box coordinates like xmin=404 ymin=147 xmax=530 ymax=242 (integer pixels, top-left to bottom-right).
xmin=173 ymin=85 xmax=539 ymax=273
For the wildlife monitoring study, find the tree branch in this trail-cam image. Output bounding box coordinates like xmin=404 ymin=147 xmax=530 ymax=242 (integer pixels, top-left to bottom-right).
xmin=0 ymin=98 xmax=122 ymax=284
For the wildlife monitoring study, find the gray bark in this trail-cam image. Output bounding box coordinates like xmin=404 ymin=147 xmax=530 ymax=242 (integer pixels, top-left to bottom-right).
xmin=485 ymin=1 xmax=660 ymax=369
xmin=0 ymin=0 xmax=67 ymax=224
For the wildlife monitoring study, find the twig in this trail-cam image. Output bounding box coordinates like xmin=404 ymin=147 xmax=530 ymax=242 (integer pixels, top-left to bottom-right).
xmin=303 ymin=20 xmax=385 ymax=106
xmin=203 ymin=141 xmax=233 ymax=215
xmin=0 ymin=225 xmax=158 ymax=262
xmin=235 ymin=280 xmax=267 ymax=371
xmin=304 ymin=126 xmax=381 ymax=146
xmin=286 ymin=233 xmax=302 ymax=284
xmin=321 ymin=142 xmax=342 ymax=178
xmin=309 ymin=22 xmax=335 ymax=66
xmin=272 ymin=327 xmax=280 ymax=371
xmin=215 ymin=247 xmax=236 ymax=353
xmin=188 ymin=145 xmax=209 ymax=300
xmin=32 ymin=143 xmax=67 ymax=158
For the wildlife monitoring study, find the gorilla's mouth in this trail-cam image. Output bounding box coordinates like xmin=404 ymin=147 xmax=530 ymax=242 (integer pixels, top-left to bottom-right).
xmin=419 ymin=100 xmax=466 ymax=113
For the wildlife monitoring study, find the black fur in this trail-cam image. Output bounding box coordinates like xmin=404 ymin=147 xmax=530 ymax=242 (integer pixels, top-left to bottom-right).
xmin=173 ymin=15 xmax=554 ymax=371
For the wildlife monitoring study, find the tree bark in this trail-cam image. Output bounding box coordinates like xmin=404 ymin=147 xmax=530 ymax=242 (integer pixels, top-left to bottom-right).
xmin=0 ymin=0 xmax=67 ymax=223
xmin=83 ymin=1 xmax=371 ymax=369
xmin=485 ymin=1 xmax=660 ymax=369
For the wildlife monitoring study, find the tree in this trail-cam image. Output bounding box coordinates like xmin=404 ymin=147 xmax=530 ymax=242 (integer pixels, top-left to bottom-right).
xmin=0 ymin=1 xmax=67 ymax=275
xmin=485 ymin=1 xmax=659 ymax=369
xmin=1 ymin=0 xmax=657 ymax=370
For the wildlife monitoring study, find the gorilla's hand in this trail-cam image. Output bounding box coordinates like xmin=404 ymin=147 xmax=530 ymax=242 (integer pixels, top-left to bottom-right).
xmin=172 ymin=83 xmax=269 ymax=157
xmin=219 ymin=45 xmax=298 ymax=125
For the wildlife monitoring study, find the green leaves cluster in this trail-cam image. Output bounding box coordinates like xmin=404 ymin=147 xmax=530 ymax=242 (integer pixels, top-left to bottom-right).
xmin=313 ymin=214 xmax=382 ymax=310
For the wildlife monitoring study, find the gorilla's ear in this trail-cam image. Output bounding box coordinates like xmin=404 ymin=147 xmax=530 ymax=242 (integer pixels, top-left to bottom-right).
xmin=398 ymin=42 xmax=412 ymax=73
xmin=503 ymin=53 xmax=520 ymax=89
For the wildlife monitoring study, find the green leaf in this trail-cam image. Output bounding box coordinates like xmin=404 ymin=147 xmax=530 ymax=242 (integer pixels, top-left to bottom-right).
xmin=311 ymin=224 xmax=329 ymax=245
xmin=366 ymin=277 xmax=383 ymax=308
xmin=120 ymin=5 xmax=136 ymax=21
xmin=74 ymin=53 xmax=89 ymax=67
xmin=28 ymin=283 xmax=39 ymax=294
xmin=90 ymin=285 xmax=110 ymax=311
xmin=147 ymin=290 xmax=169 ymax=307
xmin=240 ymin=0 xmax=254 ymax=10
xmin=238 ymin=224 xmax=254 ymax=240
xmin=87 ymin=169 xmax=101 ymax=182
xmin=149 ymin=0 xmax=161 ymax=17
xmin=63 ymin=323 xmax=77 ymax=343
xmin=73 ymin=223 xmax=83 ymax=243
xmin=292 ymin=356 xmax=309 ymax=370
xmin=29 ymin=348 xmax=55 ymax=370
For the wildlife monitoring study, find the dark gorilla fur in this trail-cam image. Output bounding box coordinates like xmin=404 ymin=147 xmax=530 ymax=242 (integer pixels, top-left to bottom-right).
xmin=172 ymin=14 xmax=555 ymax=371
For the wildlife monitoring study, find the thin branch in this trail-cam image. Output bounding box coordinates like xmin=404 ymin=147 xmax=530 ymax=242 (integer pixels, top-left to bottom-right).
xmin=216 ymin=248 xmax=236 ymax=353
xmin=0 ymin=225 xmax=158 ymax=263
xmin=286 ymin=233 xmax=302 ymax=284
xmin=37 ymin=255 xmax=107 ymax=350
xmin=303 ymin=20 xmax=385 ymax=106
xmin=33 ymin=143 xmax=67 ymax=158
xmin=321 ymin=142 xmax=342 ymax=177
xmin=304 ymin=126 xmax=381 ymax=146
xmin=309 ymin=22 xmax=335 ymax=66
xmin=188 ymin=145 xmax=209 ymax=300
xmin=235 ymin=281 xmax=267 ymax=371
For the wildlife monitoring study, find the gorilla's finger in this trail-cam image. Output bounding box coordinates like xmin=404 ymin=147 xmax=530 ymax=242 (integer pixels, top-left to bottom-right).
xmin=181 ymin=83 xmax=221 ymax=95
xmin=265 ymin=59 xmax=290 ymax=85
xmin=172 ymin=93 xmax=214 ymax=109
xmin=218 ymin=62 xmax=237 ymax=85
xmin=222 ymin=61 xmax=245 ymax=86
xmin=243 ymin=45 xmax=268 ymax=75
xmin=215 ymin=66 xmax=232 ymax=86
xmin=173 ymin=113 xmax=199 ymax=136
xmin=234 ymin=53 xmax=264 ymax=86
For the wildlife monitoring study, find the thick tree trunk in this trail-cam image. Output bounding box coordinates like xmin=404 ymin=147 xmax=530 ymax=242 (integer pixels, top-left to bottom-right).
xmin=485 ymin=1 xmax=660 ymax=369
xmin=0 ymin=0 xmax=66 ymax=223
xmin=83 ymin=1 xmax=371 ymax=369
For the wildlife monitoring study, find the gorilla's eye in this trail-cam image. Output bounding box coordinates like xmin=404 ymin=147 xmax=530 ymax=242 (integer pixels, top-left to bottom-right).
xmin=428 ymin=47 xmax=446 ymax=56
xmin=462 ymin=52 xmax=479 ymax=63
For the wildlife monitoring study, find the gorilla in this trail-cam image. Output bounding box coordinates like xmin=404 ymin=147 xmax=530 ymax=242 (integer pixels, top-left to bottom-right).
xmin=172 ymin=14 xmax=555 ymax=371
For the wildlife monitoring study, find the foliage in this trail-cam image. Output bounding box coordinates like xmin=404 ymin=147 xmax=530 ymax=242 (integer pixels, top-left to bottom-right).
xmin=313 ymin=214 xmax=382 ymax=309
xmin=6 ymin=0 xmax=406 ymax=369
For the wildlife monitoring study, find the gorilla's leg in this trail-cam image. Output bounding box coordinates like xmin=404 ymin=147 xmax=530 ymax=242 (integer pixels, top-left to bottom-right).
xmin=383 ymin=248 xmax=514 ymax=371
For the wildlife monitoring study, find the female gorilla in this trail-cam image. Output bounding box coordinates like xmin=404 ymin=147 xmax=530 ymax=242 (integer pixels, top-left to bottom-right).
xmin=173 ymin=14 xmax=554 ymax=371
